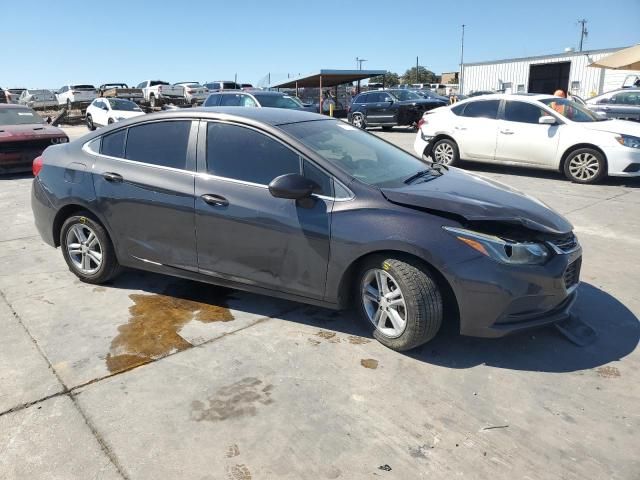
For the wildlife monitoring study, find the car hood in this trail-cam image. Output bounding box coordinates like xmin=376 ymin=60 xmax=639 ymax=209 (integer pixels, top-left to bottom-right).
xmin=112 ymin=110 xmax=145 ymax=119
xmin=0 ymin=123 xmax=66 ymax=140
xmin=578 ymin=119 xmax=640 ymax=136
xmin=381 ymin=167 xmax=572 ymax=235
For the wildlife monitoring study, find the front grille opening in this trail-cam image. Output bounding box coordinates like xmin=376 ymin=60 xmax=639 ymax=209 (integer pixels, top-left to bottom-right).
xmin=550 ymin=233 xmax=578 ymax=252
xmin=563 ymin=258 xmax=582 ymax=290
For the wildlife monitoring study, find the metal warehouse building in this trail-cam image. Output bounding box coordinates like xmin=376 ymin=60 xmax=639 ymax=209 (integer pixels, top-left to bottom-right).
xmin=460 ymin=47 xmax=637 ymax=98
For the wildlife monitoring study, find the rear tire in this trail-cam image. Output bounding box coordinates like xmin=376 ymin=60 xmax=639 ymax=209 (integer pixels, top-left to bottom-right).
xmin=431 ymin=138 xmax=460 ymax=166
xmin=60 ymin=212 xmax=120 ymax=284
xmin=351 ymin=113 xmax=366 ymax=129
xmin=563 ymin=148 xmax=606 ymax=184
xmin=357 ymin=256 xmax=443 ymax=351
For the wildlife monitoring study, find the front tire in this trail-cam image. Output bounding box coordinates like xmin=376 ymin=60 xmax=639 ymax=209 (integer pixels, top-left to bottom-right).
xmin=563 ymin=148 xmax=606 ymax=184
xmin=60 ymin=213 xmax=120 ymax=284
xmin=86 ymin=114 xmax=95 ymax=131
xmin=431 ymin=138 xmax=459 ymax=166
xmin=357 ymin=257 xmax=443 ymax=351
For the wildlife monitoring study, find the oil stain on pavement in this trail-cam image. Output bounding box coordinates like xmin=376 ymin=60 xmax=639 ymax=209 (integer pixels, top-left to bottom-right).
xmin=191 ymin=377 xmax=274 ymax=422
xmin=105 ymin=282 xmax=235 ymax=373
xmin=360 ymin=359 xmax=379 ymax=369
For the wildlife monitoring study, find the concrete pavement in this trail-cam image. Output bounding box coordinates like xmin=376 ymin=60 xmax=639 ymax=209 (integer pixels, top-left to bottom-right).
xmin=0 ymin=127 xmax=638 ymax=479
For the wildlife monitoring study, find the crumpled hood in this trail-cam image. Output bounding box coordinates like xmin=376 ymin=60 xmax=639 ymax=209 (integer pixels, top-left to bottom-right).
xmin=382 ymin=167 xmax=573 ymax=235
xmin=579 ymin=119 xmax=640 ymax=136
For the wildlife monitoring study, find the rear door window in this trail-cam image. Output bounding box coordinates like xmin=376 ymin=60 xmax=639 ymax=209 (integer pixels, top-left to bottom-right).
xmin=100 ymin=130 xmax=126 ymax=158
xmin=125 ymin=121 xmax=191 ymax=170
xmin=461 ymin=100 xmax=500 ymax=119
xmin=206 ymin=123 xmax=301 ymax=185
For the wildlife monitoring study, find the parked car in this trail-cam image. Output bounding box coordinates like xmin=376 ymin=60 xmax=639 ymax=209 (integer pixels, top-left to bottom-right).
xmin=203 ymin=81 xmax=240 ymax=92
xmin=0 ymin=104 xmax=67 ymax=173
xmin=173 ymin=82 xmax=209 ymax=105
xmin=204 ymin=90 xmax=304 ymax=110
xmin=412 ymin=89 xmax=450 ymax=102
xmin=5 ymin=88 xmax=26 ymax=104
xmin=56 ymin=84 xmax=98 ymax=109
xmin=0 ymin=88 xmax=7 ymax=104
xmin=99 ymin=84 xmax=144 ymax=102
xmin=585 ymin=88 xmax=640 ymax=122
xmin=31 ymin=108 xmax=582 ymax=351
xmin=468 ymin=90 xmax=495 ymax=97
xmin=348 ymin=89 xmax=447 ymax=130
xmin=414 ymin=93 xmax=640 ymax=184
xmin=85 ymin=98 xmax=145 ymax=130
xmin=18 ymin=89 xmax=58 ymax=109
xmin=136 ymin=80 xmax=184 ymax=108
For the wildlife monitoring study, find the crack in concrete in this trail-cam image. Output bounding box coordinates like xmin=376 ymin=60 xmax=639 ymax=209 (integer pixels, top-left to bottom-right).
xmin=563 ymin=190 xmax=630 ymax=216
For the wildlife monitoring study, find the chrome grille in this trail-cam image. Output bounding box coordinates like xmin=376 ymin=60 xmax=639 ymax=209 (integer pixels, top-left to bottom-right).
xmin=550 ymin=233 xmax=578 ymax=253
xmin=564 ymin=258 xmax=581 ymax=290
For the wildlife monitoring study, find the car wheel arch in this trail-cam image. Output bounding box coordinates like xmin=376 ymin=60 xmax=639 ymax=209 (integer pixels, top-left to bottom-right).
xmin=559 ymin=143 xmax=608 ymax=173
xmin=424 ymin=134 xmax=459 ymax=156
xmin=336 ymin=249 xmax=460 ymax=330
xmin=52 ymin=204 xmax=116 ymax=251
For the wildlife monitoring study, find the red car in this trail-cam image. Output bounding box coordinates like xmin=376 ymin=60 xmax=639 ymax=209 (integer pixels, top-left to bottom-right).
xmin=0 ymin=104 xmax=68 ymax=174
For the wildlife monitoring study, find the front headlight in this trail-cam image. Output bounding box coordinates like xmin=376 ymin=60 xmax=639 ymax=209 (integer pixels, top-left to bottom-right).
xmin=443 ymin=226 xmax=549 ymax=265
xmin=615 ymin=134 xmax=640 ymax=149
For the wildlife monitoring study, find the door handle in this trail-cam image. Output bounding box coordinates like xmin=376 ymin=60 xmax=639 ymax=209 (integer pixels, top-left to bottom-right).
xmin=201 ymin=194 xmax=229 ymax=207
xmin=500 ymin=129 xmax=514 ymax=135
xmin=103 ymin=172 xmax=123 ymax=182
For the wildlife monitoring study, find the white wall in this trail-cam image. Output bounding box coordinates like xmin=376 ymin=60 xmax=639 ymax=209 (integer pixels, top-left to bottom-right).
xmin=461 ymin=49 xmax=632 ymax=99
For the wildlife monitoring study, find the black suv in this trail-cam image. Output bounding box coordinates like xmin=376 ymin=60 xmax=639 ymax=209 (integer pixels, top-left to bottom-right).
xmin=348 ymin=89 xmax=447 ymax=130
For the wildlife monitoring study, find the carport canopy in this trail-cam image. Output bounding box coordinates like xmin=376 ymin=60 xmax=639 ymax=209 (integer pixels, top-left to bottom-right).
xmin=269 ymin=69 xmax=387 ymax=89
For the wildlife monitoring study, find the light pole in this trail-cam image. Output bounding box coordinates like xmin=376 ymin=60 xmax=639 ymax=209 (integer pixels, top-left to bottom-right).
xmin=459 ymin=24 xmax=466 ymax=94
xmin=356 ymin=57 xmax=367 ymax=93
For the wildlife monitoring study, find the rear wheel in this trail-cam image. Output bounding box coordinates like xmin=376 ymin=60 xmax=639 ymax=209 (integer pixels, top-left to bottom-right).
xmin=431 ymin=138 xmax=460 ymax=166
xmin=563 ymin=148 xmax=606 ymax=184
xmin=357 ymin=257 xmax=443 ymax=351
xmin=107 ymin=118 xmax=114 ymax=125
xmin=351 ymin=113 xmax=366 ymax=129
xmin=60 ymin=213 xmax=120 ymax=284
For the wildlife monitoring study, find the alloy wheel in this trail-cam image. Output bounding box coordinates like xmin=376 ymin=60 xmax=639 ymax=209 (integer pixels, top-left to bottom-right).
xmin=352 ymin=114 xmax=364 ymax=128
xmin=568 ymin=152 xmax=600 ymax=181
xmin=66 ymin=224 xmax=103 ymax=274
xmin=361 ymin=269 xmax=408 ymax=338
xmin=433 ymin=142 xmax=455 ymax=165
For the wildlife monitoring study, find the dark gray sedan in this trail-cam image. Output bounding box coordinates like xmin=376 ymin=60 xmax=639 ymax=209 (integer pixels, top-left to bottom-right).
xmin=31 ymin=108 xmax=582 ymax=351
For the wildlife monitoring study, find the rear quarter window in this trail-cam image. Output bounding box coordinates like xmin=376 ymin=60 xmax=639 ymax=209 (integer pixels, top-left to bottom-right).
xmin=451 ymin=103 xmax=465 ymax=115
xmin=100 ymin=130 xmax=126 ymax=158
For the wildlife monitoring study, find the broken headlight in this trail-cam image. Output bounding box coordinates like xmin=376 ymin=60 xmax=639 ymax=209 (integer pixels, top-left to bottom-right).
xmin=443 ymin=226 xmax=549 ymax=265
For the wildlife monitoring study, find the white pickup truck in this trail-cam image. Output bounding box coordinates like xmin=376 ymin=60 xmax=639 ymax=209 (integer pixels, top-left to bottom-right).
xmin=136 ymin=80 xmax=185 ymax=107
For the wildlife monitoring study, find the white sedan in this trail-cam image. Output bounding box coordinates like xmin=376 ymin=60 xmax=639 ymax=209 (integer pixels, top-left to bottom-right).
xmin=85 ymin=98 xmax=145 ymax=130
xmin=414 ymin=93 xmax=640 ymax=183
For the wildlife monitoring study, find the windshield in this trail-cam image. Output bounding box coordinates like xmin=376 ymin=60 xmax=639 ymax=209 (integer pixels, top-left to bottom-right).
xmin=29 ymin=90 xmax=52 ymax=96
xmin=254 ymin=94 xmax=300 ymax=109
xmin=391 ymin=90 xmax=422 ymax=101
xmin=0 ymin=107 xmax=45 ymax=126
xmin=72 ymin=85 xmax=95 ymax=90
xmin=280 ymin=120 xmax=438 ymax=188
xmin=107 ymin=99 xmax=142 ymax=111
xmin=539 ymin=98 xmax=600 ymax=122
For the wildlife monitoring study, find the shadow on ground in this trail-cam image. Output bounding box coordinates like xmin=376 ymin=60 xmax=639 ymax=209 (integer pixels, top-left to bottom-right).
xmin=460 ymin=162 xmax=640 ymax=188
xmin=106 ymin=271 xmax=638 ymax=374
xmin=0 ymin=172 xmax=33 ymax=181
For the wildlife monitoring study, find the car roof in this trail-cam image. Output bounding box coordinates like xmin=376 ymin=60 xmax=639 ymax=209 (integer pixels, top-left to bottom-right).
xmin=455 ymin=93 xmax=556 ymax=103
xmin=213 ymin=90 xmax=286 ymax=97
xmin=140 ymin=106 xmax=326 ymax=126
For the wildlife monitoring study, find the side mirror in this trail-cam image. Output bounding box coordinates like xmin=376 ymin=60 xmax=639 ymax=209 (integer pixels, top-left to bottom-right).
xmin=538 ymin=115 xmax=557 ymax=125
xmin=268 ymin=173 xmax=317 ymax=200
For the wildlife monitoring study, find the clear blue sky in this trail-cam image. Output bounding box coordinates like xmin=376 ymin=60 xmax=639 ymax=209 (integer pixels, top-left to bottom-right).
xmin=2 ymin=0 xmax=638 ymax=89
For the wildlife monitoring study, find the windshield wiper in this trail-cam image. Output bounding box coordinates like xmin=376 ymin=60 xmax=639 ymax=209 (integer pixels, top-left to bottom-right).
xmin=404 ymin=169 xmax=440 ymax=184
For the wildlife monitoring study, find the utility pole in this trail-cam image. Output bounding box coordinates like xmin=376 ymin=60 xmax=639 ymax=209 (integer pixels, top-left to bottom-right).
xmin=356 ymin=57 xmax=367 ymax=70
xmin=577 ymin=19 xmax=588 ymax=52
xmin=460 ymin=24 xmax=466 ymax=95
xmin=416 ymin=56 xmax=419 ymax=84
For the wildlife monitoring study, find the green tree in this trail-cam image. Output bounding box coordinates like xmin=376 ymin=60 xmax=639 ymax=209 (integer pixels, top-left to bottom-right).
xmin=367 ymin=71 xmax=400 ymax=86
xmin=401 ymin=66 xmax=437 ymax=85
